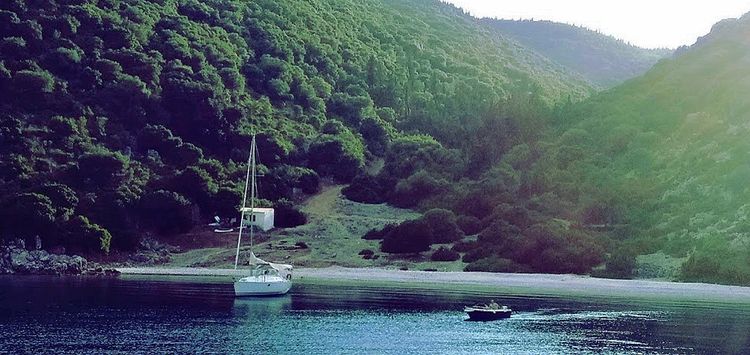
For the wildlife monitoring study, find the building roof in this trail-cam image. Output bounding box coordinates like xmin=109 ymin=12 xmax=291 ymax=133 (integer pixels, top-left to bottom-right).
xmin=240 ymin=207 xmax=274 ymax=213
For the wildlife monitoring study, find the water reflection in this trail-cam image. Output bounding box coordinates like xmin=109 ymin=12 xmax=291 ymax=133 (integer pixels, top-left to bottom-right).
xmin=1 ymin=276 xmax=749 ymax=354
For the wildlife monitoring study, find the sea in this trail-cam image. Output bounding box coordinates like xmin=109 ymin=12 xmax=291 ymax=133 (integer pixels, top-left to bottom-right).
xmin=1 ymin=276 xmax=749 ymax=354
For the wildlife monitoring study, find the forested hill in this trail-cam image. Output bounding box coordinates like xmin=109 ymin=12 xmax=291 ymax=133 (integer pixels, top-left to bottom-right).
xmin=547 ymin=13 xmax=750 ymax=284
xmin=484 ymin=19 xmax=672 ymax=88
xmin=0 ymin=0 xmax=590 ymax=255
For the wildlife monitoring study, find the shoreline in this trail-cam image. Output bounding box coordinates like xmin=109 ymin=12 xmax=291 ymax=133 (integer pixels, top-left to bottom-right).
xmin=115 ymin=266 xmax=750 ymax=302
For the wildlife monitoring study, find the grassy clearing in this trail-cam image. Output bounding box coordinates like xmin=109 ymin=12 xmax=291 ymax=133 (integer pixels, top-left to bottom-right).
xmin=161 ymin=184 xmax=465 ymax=271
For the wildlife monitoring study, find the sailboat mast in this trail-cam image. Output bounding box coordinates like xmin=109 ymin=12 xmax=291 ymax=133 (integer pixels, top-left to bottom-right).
xmin=250 ymin=135 xmax=257 ymax=250
xmin=234 ymin=135 xmax=254 ymax=269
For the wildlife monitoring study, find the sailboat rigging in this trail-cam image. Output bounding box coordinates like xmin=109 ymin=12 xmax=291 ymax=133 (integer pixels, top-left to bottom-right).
xmin=232 ymin=134 xmax=292 ymax=297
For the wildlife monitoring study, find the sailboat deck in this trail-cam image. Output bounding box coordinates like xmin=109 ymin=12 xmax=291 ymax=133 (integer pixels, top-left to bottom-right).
xmin=116 ymin=267 xmax=255 ymax=277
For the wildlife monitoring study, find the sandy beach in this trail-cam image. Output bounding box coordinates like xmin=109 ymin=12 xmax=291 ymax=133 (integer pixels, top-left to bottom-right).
xmin=116 ymin=266 xmax=750 ymax=302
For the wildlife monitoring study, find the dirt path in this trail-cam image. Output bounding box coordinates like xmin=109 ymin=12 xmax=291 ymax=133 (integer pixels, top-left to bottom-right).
xmin=302 ymin=185 xmax=344 ymax=218
xmin=156 ymin=183 xmax=438 ymax=270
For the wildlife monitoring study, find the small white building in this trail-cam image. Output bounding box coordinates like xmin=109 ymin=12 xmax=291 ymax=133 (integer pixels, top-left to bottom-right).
xmin=240 ymin=207 xmax=275 ymax=231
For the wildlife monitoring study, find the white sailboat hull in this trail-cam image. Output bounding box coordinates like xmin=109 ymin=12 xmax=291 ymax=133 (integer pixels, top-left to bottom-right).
xmin=233 ymin=276 xmax=292 ymax=296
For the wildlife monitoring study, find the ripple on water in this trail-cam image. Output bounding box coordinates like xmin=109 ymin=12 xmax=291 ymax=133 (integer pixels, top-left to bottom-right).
xmin=0 ymin=276 xmax=749 ymax=354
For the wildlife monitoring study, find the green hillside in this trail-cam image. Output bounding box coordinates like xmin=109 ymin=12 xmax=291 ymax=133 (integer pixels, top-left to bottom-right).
xmin=0 ymin=0 xmax=590 ymax=257
xmin=4 ymin=0 xmax=749 ymax=285
xmin=544 ymin=13 xmax=750 ymax=284
xmin=484 ymin=19 xmax=672 ymax=88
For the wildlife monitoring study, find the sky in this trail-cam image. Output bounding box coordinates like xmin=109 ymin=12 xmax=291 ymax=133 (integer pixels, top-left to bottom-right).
xmin=443 ymin=0 xmax=750 ymax=49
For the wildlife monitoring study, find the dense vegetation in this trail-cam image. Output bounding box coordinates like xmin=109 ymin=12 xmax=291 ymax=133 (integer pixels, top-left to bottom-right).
xmin=0 ymin=0 xmax=589 ymax=257
xmin=539 ymin=14 xmax=750 ymax=284
xmin=351 ymin=11 xmax=750 ymax=283
xmin=3 ymin=0 xmax=747 ymax=285
xmin=484 ymin=19 xmax=672 ymax=88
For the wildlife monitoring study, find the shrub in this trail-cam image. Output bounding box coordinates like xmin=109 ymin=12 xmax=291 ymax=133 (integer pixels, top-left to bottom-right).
xmin=603 ymin=247 xmax=636 ymax=279
xmin=12 ymin=69 xmax=54 ymax=94
xmin=421 ymin=208 xmax=463 ymax=243
xmin=381 ymin=219 xmax=433 ymax=253
xmin=461 ymin=247 xmax=493 ymax=263
xmin=65 ymin=215 xmax=112 ymax=253
xmin=362 ymin=223 xmax=396 ymax=240
xmin=389 ymin=170 xmax=447 ymax=208
xmin=75 ymin=151 xmax=129 ymax=189
xmin=307 ymin=132 xmax=364 ymax=182
xmin=343 ymin=174 xmax=386 ymax=203
xmin=451 ymin=240 xmax=477 ymax=253
xmin=431 ymin=247 xmax=460 ymax=261
xmin=464 ymin=257 xmax=530 ymax=273
xmin=274 ymin=199 xmax=306 ymax=228
xmin=456 ymin=215 xmax=482 ymax=235
xmin=0 ymin=193 xmax=56 ymax=241
xmin=137 ymin=190 xmax=195 ymax=235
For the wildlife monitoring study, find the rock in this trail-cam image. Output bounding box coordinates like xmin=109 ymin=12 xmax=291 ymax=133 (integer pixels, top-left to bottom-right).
xmin=10 ymin=250 xmax=30 ymax=268
xmin=0 ymin=241 xmax=89 ymax=275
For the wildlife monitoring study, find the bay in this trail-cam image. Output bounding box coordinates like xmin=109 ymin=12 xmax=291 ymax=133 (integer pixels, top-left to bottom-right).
xmin=1 ymin=276 xmax=748 ymax=354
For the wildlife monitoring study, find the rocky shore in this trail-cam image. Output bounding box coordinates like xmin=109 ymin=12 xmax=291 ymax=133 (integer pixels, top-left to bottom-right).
xmin=0 ymin=240 xmax=117 ymax=276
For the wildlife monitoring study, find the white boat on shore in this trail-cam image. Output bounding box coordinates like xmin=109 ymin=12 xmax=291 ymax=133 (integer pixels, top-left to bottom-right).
xmin=232 ymin=134 xmax=292 ymax=297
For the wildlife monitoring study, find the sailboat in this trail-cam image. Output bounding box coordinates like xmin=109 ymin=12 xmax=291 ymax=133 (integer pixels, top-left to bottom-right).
xmin=233 ymin=134 xmax=293 ymax=297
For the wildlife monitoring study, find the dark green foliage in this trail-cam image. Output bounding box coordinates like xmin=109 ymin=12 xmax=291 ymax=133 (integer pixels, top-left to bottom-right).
xmin=431 ymin=247 xmax=460 ymax=261
xmin=603 ymin=247 xmax=636 ymax=279
xmin=73 ymin=151 xmax=129 ymax=189
xmin=362 ymin=223 xmax=396 ymax=240
xmin=137 ymin=190 xmax=195 ymax=235
xmin=381 ymin=219 xmax=433 ymax=253
xmin=342 ymin=174 xmax=388 ymax=204
xmin=0 ymin=0 xmax=592 ymax=258
xmin=307 ymin=132 xmax=364 ymax=182
xmin=166 ymin=166 xmax=217 ymax=211
xmin=274 ymin=199 xmax=306 ymax=228
xmin=485 ymin=19 xmax=671 ymax=88
xmin=680 ymin=237 xmax=750 ymax=285
xmin=6 ymin=0 xmax=723 ymax=282
xmin=465 ymin=257 xmax=531 ymax=273
xmin=264 ymin=165 xmax=321 ymax=200
xmin=451 ymin=239 xmax=478 ymax=253
xmin=421 ymin=208 xmax=463 ymax=243
xmin=390 ymin=170 xmax=447 ymax=208
xmin=34 ymin=183 xmax=78 ymax=221
xmin=456 ymin=215 xmax=482 ymax=235
xmin=12 ymin=69 xmax=54 ymax=94
xmin=0 ymin=193 xmax=56 ymax=241
xmin=211 ymin=187 xmax=242 ymax=218
xmin=65 ymin=215 xmax=112 ymax=253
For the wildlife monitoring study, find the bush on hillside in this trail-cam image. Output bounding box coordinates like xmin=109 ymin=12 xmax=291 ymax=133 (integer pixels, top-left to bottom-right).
xmin=431 ymin=247 xmax=460 ymax=261
xmin=274 ymin=199 xmax=307 ymax=228
xmin=380 ymin=219 xmax=433 ymax=253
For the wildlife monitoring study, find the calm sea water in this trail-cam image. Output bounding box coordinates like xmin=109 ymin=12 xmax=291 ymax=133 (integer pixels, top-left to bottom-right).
xmin=1 ymin=276 xmax=749 ymax=354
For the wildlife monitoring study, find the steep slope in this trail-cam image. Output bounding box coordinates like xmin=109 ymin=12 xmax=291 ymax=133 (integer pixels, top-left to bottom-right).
xmin=544 ymin=13 xmax=750 ymax=284
xmin=0 ymin=0 xmax=590 ymax=255
xmin=484 ymin=19 xmax=672 ymax=88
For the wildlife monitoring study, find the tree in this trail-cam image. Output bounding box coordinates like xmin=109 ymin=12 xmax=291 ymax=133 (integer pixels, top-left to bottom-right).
xmin=421 ymin=208 xmax=464 ymax=243
xmin=65 ymin=215 xmax=112 ymax=253
xmin=74 ymin=151 xmax=129 ymax=189
xmin=274 ymin=199 xmax=306 ymax=228
xmin=307 ymin=134 xmax=364 ymax=182
xmin=0 ymin=193 xmax=55 ymax=242
xmin=137 ymin=190 xmax=195 ymax=235
xmin=35 ymin=183 xmax=78 ymax=221
xmin=12 ymin=69 xmax=54 ymax=94
xmin=381 ymin=219 xmax=433 ymax=253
